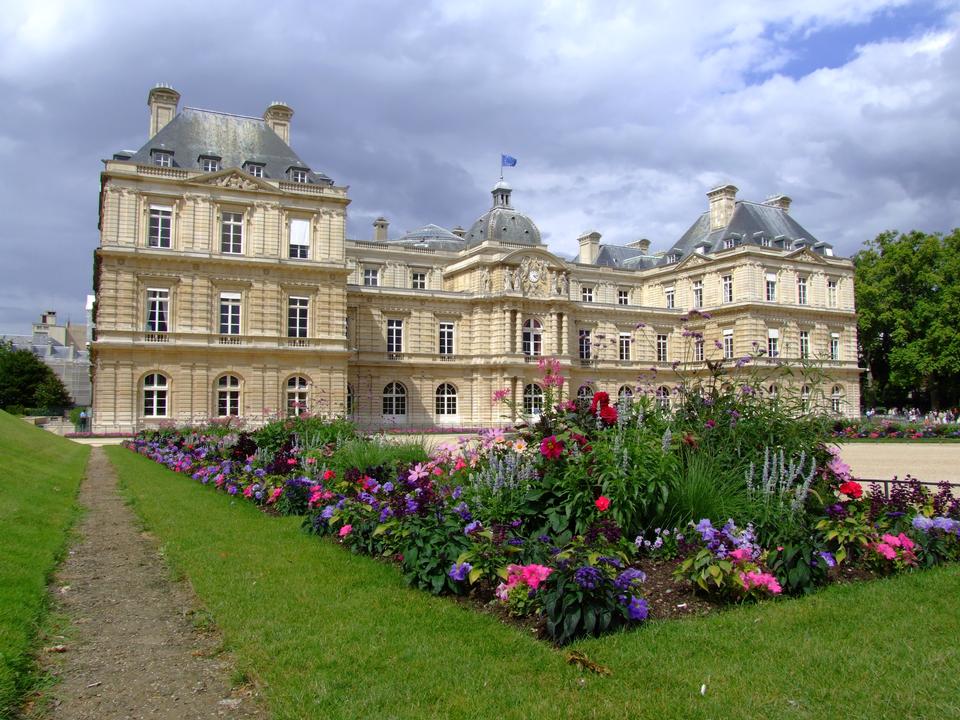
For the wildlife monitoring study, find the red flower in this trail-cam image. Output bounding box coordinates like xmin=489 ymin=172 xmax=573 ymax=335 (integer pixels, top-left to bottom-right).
xmin=595 ymin=496 xmax=610 ymax=512
xmin=838 ymin=481 xmax=863 ymax=499
xmin=599 ymin=404 xmax=618 ymax=426
xmin=539 ymin=435 xmax=565 ymax=460
xmin=322 ymin=469 xmax=336 ymax=481
xmin=589 ymin=391 xmax=610 ymax=415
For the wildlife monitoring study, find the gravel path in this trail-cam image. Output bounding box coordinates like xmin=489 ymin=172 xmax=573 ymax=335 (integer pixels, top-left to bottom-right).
xmin=834 ymin=443 xmax=960 ymax=483
xmin=41 ymin=447 xmax=264 ymax=719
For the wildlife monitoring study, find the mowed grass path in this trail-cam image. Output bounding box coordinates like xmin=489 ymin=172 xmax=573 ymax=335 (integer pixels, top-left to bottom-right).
xmin=107 ymin=446 xmax=960 ymax=720
xmin=0 ymin=412 xmax=88 ymax=715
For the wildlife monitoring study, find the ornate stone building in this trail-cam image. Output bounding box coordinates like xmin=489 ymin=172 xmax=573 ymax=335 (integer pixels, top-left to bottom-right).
xmin=90 ymin=86 xmax=860 ymax=433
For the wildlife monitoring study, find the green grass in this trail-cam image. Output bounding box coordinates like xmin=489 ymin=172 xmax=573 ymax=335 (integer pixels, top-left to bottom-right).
xmin=0 ymin=411 xmax=88 ymax=715
xmin=107 ymin=446 xmax=960 ymax=720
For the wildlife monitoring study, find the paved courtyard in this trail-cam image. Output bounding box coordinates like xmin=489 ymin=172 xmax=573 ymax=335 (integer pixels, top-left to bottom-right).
xmin=834 ymin=443 xmax=960 ymax=483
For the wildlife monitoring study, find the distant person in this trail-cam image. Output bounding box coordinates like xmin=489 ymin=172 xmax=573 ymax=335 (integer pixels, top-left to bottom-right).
xmin=79 ymin=410 xmax=87 ymax=432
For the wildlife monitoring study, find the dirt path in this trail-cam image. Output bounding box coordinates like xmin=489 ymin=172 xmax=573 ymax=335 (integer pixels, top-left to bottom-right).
xmin=40 ymin=447 xmax=264 ymax=719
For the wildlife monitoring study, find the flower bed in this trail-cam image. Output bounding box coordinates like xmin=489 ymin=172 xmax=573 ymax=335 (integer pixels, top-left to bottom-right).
xmin=831 ymin=419 xmax=960 ymax=440
xmin=125 ymin=356 xmax=960 ymax=644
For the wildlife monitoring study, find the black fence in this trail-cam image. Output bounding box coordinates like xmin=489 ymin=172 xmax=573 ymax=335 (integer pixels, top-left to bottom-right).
xmin=861 ymin=478 xmax=960 ymax=498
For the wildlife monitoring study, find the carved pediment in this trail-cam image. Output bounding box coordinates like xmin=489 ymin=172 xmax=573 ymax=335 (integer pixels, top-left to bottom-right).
xmin=191 ymin=169 xmax=275 ymax=192
xmin=674 ymin=252 xmax=711 ymax=270
xmin=785 ymin=246 xmax=830 ymax=264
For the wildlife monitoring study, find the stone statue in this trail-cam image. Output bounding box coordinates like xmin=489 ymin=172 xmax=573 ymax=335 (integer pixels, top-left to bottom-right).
xmin=503 ymin=268 xmax=513 ymax=292
xmin=558 ymin=273 xmax=568 ymax=296
xmin=480 ymin=267 xmax=491 ymax=293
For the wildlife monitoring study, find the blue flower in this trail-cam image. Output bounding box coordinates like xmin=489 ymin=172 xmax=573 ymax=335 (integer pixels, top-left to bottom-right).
xmin=449 ymin=562 xmax=472 ymax=582
xmin=625 ymin=596 xmax=649 ymax=621
xmin=573 ymin=566 xmax=604 ymax=590
xmin=817 ymin=551 xmax=837 ymax=568
xmin=614 ymin=568 xmax=647 ymax=592
xmin=464 ymin=521 xmax=482 ymax=535
xmin=320 ymin=505 xmax=335 ymax=520
xmin=382 ymin=482 xmax=395 ymax=493
xmin=912 ymin=515 xmax=934 ymax=532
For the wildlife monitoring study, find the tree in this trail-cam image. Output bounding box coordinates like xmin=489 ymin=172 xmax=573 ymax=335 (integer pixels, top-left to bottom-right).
xmin=855 ymin=230 xmax=960 ymax=410
xmin=0 ymin=341 xmax=73 ymax=411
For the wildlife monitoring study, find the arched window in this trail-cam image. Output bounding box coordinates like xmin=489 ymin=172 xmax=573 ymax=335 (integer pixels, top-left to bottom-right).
xmin=383 ymin=382 xmax=407 ymax=416
xmin=346 ymin=383 xmax=354 ymax=415
xmin=767 ymin=384 xmax=779 ymax=398
xmin=286 ymin=376 xmax=309 ymax=416
xmin=577 ymin=385 xmax=593 ymax=402
xmin=618 ymin=385 xmax=633 ymax=400
xmin=522 ymin=319 xmax=542 ymax=356
xmin=217 ymin=375 xmax=241 ymax=417
xmin=831 ymin=385 xmax=843 ymax=414
xmin=523 ymin=384 xmax=544 ymax=416
xmin=435 ymin=383 xmax=458 ymax=416
xmin=800 ymin=384 xmax=811 ymax=410
xmin=655 ymin=385 xmax=671 ymax=409
xmin=142 ymin=373 xmax=168 ymax=417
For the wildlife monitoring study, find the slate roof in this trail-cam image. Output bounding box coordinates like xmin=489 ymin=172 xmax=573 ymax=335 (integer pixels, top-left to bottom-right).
xmin=389 ymin=224 xmax=466 ymax=251
xmin=4 ymin=334 xmax=89 ymax=362
xmin=125 ymin=108 xmax=332 ymax=184
xmin=594 ymin=245 xmax=657 ymax=270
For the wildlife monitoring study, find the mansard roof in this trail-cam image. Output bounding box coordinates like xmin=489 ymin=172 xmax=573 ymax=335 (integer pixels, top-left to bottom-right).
xmin=126 ymin=108 xmax=333 ymax=184
xmin=389 ymin=224 xmax=466 ymax=251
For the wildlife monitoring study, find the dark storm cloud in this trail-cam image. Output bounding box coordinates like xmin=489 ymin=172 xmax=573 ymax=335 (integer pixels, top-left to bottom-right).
xmin=1 ymin=0 xmax=958 ymax=332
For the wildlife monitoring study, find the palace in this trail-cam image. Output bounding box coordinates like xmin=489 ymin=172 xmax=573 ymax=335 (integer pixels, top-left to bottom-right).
xmin=90 ymin=86 xmax=860 ymax=433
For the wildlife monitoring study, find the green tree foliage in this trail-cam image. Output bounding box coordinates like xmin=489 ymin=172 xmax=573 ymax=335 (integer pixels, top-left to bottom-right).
xmin=855 ymin=230 xmax=960 ymax=409
xmin=0 ymin=341 xmax=73 ymax=412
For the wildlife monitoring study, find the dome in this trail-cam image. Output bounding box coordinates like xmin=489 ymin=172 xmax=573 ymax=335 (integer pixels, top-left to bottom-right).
xmin=464 ymin=181 xmax=542 ymax=247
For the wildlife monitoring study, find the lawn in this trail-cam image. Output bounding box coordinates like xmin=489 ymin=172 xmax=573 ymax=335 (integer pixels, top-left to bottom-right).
xmin=0 ymin=411 xmax=88 ymax=715
xmin=107 ymin=445 xmax=960 ymax=720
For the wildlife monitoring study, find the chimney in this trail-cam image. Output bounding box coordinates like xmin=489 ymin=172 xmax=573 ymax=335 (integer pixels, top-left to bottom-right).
xmin=578 ymin=231 xmax=601 ymax=264
xmin=41 ymin=311 xmax=57 ymax=325
xmin=373 ymin=217 xmax=389 ymax=242
xmin=451 ymin=226 xmax=467 ymax=239
xmin=147 ymin=84 xmax=180 ymax=138
xmin=707 ymin=184 xmax=738 ymax=231
xmin=627 ymin=238 xmax=651 ymax=254
xmin=763 ymin=194 xmax=792 ymax=213
xmin=264 ymin=101 xmax=294 ymax=144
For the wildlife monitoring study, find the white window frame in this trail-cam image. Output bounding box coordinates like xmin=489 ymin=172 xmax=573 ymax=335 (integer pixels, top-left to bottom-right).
xmin=221 ymin=211 xmax=244 ymax=254
xmin=200 ymin=156 xmax=220 ymax=173
xmin=290 ymin=168 xmax=308 ymax=183
xmin=765 ymin=273 xmax=777 ymax=302
xmin=579 ymin=329 xmax=592 ymax=360
xmin=435 ymin=383 xmax=458 ymax=416
xmin=581 ymin=286 xmax=594 ymax=303
xmin=767 ymin=328 xmax=779 ymax=358
xmin=656 ymin=333 xmax=668 ymax=362
xmin=386 ymin=319 xmax=403 ymax=354
xmin=152 ymin=150 xmax=173 ymax=167
xmin=288 ymin=296 xmax=309 ymax=338
xmin=363 ymin=267 xmax=379 ymax=287
xmin=827 ymin=279 xmax=838 ymax=308
xmin=618 ymin=289 xmax=629 ymax=306
xmin=142 ymin=373 xmax=168 ymax=417
xmin=694 ymin=337 xmax=705 ymax=362
xmin=619 ymin=332 xmax=631 ymax=361
xmin=522 ymin=318 xmax=542 ymax=356
xmin=664 ymin=287 xmax=675 ymax=309
xmin=246 ymin=163 xmax=264 ymax=178
xmin=412 ymin=271 xmax=427 ymax=290
xmin=723 ymin=329 xmax=734 ymax=360
xmin=286 ymin=376 xmax=309 ymax=416
xmin=692 ymin=280 xmax=703 ymax=308
xmin=217 ymin=375 xmax=241 ymax=417
xmin=522 ymin=384 xmax=544 ymax=416
xmin=830 ymin=333 xmax=840 ymax=361
xmin=219 ymin=293 xmax=241 ymax=336
xmin=799 ymin=330 xmax=810 ymax=359
xmin=148 ymin=205 xmax=172 ymax=248
xmin=146 ymin=288 xmax=169 ymax=333
xmin=383 ymin=382 xmax=407 ymax=416
xmin=289 ymin=218 xmax=310 ymax=259
xmin=438 ymin=321 xmax=454 ymax=356
xmin=797 ymin=276 xmax=808 ymax=305
xmin=722 ymin=275 xmax=733 ymax=303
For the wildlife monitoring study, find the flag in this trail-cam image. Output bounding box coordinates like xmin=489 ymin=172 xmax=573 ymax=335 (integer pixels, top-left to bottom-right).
xmin=501 ymin=154 xmax=517 ymax=167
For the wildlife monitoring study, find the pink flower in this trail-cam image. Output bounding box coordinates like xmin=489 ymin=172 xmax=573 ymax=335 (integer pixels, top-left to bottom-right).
xmin=729 ymin=548 xmax=752 ymax=563
xmin=595 ymin=496 xmax=610 ymax=512
xmin=875 ymin=543 xmax=897 ymax=560
xmin=740 ymin=571 xmax=782 ymax=595
xmin=408 ymin=463 xmax=429 ymax=481
xmin=287 ymin=458 xmax=297 ymax=466
xmin=322 ymin=469 xmax=336 ymax=481
xmin=881 ymin=533 xmax=901 ymax=547
xmin=897 ymin=533 xmax=914 ymax=551
xmin=266 ymin=487 xmax=283 ymax=504
xmin=492 ymin=388 xmax=510 ymax=404
xmin=306 ymin=457 xmax=317 ymax=465
xmin=540 ymin=436 xmax=564 ymax=460
xmin=339 ymin=524 xmax=352 ymax=537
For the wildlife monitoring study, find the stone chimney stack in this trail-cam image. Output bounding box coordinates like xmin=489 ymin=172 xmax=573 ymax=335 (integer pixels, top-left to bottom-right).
xmin=707 ymin=184 xmax=738 ymax=231
xmin=627 ymin=238 xmax=651 ymax=254
xmin=148 ymin=84 xmax=180 ymax=138
xmin=373 ymin=217 xmax=389 ymax=242
xmin=578 ymin=231 xmax=601 ymax=264
xmin=264 ymin=101 xmax=294 ymax=144
xmin=763 ymin=194 xmax=792 ymax=213
xmin=451 ymin=226 xmax=467 ymax=239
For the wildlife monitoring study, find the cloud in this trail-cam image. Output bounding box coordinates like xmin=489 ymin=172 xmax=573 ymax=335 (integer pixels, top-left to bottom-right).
xmin=0 ymin=0 xmax=958 ymax=331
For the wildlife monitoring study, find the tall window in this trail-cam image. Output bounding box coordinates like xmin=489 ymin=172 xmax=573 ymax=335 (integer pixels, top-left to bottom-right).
xmin=217 ymin=375 xmax=240 ymax=417
xmin=723 ymin=330 xmax=734 ymax=359
xmin=664 ymin=287 xmax=675 ymax=309
xmin=577 ymin=385 xmax=593 ymax=402
xmin=619 ymin=333 xmax=631 ymax=361
xmin=655 ymin=386 xmax=670 ymax=409
xmin=289 ymin=219 xmax=310 ymax=259
xmin=618 ymin=385 xmax=633 ymax=401
xmin=618 ymin=289 xmax=630 ymax=306
xmin=801 ymin=385 xmax=811 ymax=410
xmin=386 ymin=319 xmax=403 ymax=354
xmin=694 ymin=337 xmax=704 ymax=362
xmin=286 ymin=376 xmax=309 ymax=416
xmin=828 ymin=279 xmax=838 ymax=307
xmin=831 ymin=385 xmax=843 ymax=414
xmin=656 ymin=334 xmax=668 ymax=362
xmin=382 ymin=382 xmax=407 ymax=416
xmin=692 ymin=280 xmax=703 ymax=308
xmin=148 ymin=205 xmax=172 ymax=248
xmin=523 ymin=384 xmax=544 ymax=416
xmin=722 ymin=274 xmax=733 ymax=303
xmin=722 ymin=238 xmax=735 ymax=250
xmin=438 ymin=322 xmax=454 ymax=355
xmin=581 ymin=286 xmax=594 ymax=303
xmin=142 ymin=373 xmax=168 ymax=417
xmin=221 ymin=211 xmax=243 ymax=254
xmin=797 ymin=276 xmax=808 ymax=305
xmin=346 ymin=384 xmax=354 ymax=415
xmin=146 ymin=288 xmax=169 ymax=332
xmin=765 ymin=273 xmax=777 ymax=302
xmin=288 ymin=297 xmax=309 ymax=338
xmin=830 ymin=333 xmax=840 ymax=361
xmin=435 ymin=383 xmax=458 ymax=416
xmin=219 ymin=293 xmax=241 ymax=335
xmin=578 ymin=329 xmax=592 ymax=360
xmin=412 ymin=272 xmax=427 ymax=290
xmin=363 ymin=267 xmax=379 ymax=286
xmin=522 ymin=319 xmax=542 ymax=356
xmin=767 ymin=329 xmax=779 ymax=358
xmin=799 ymin=330 xmax=810 ymax=359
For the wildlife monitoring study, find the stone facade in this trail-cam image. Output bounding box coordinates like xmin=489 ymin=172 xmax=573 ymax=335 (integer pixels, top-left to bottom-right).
xmin=90 ymin=87 xmax=860 ymax=433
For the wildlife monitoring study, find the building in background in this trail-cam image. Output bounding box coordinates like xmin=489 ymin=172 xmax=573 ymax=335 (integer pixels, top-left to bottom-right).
xmin=3 ymin=311 xmax=91 ymax=406
xmin=90 ymin=86 xmax=860 ymax=433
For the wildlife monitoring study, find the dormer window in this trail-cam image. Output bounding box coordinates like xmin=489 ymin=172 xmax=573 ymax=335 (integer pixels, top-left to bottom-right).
xmin=722 ymin=238 xmax=736 ymax=250
xmin=198 ymin=155 xmax=221 ymax=173
xmin=150 ymin=149 xmax=174 ymax=167
xmin=666 ymin=253 xmax=680 ymax=264
xmin=288 ymin=166 xmax=309 ymax=183
xmin=244 ymin=162 xmax=265 ymax=178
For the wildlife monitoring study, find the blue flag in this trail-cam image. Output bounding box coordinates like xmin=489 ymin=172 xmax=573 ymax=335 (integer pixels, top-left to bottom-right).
xmin=501 ymin=154 xmax=517 ymax=167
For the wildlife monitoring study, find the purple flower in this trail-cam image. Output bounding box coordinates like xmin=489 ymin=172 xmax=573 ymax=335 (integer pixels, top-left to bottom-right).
xmin=614 ymin=568 xmax=647 ymax=592
xmin=625 ymin=596 xmax=649 ymax=621
xmin=448 ymin=562 xmax=472 ymax=582
xmin=320 ymin=505 xmax=335 ymax=520
xmin=506 ymin=537 xmax=525 ymax=546
xmin=817 ymin=551 xmax=837 ymax=568
xmin=694 ymin=518 xmax=715 ymax=542
xmin=573 ymin=566 xmax=604 ymax=590
xmin=379 ymin=506 xmax=394 ymax=522
xmin=537 ymin=534 xmax=552 ymax=543
xmin=452 ymin=501 xmax=472 ymax=522
xmin=464 ymin=521 xmax=482 ymax=536
xmin=382 ymin=482 xmax=395 ymax=493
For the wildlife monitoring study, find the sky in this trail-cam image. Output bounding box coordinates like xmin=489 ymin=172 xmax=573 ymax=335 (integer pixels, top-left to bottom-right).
xmin=1 ymin=0 xmax=958 ymax=334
